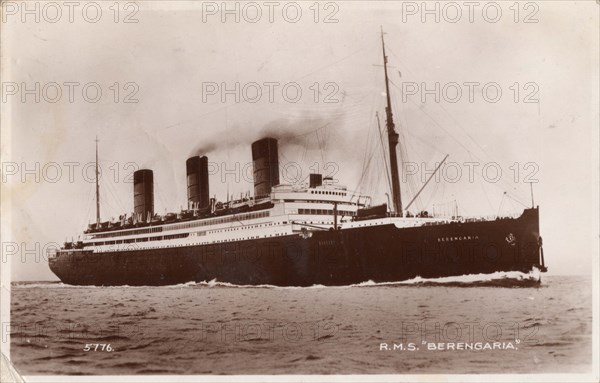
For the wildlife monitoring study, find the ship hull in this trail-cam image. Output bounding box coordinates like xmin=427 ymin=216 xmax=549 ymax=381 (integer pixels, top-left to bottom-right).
xmin=49 ymin=208 xmax=545 ymax=286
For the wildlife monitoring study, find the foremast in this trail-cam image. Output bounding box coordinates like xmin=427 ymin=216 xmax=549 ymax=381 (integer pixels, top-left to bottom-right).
xmin=380 ymin=28 xmax=403 ymax=217
xmin=95 ymin=136 xmax=101 ymax=228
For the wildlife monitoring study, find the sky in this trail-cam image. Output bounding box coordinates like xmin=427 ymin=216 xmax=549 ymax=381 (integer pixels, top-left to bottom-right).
xmin=1 ymin=1 xmax=598 ymax=280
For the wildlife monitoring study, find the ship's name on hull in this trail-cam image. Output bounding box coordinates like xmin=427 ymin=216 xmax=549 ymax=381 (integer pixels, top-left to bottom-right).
xmin=437 ymin=235 xmax=480 ymax=243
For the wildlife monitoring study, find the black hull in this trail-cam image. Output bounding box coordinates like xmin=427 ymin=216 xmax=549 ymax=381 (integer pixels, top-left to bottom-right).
xmin=49 ymin=208 xmax=545 ymax=286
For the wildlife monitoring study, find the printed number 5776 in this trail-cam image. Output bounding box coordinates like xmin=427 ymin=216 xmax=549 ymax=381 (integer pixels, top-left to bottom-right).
xmin=83 ymin=343 xmax=113 ymax=352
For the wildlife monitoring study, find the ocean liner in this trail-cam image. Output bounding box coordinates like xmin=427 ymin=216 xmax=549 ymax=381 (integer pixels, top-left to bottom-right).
xmin=49 ymin=32 xmax=548 ymax=286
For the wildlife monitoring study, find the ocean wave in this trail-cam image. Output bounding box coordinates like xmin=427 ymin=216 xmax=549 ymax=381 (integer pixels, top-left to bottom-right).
xmin=188 ymin=269 xmax=543 ymax=289
xmin=157 ymin=269 xmax=543 ymax=289
xmin=11 ymin=281 xmax=68 ymax=289
xmin=12 ymin=269 xmax=543 ymax=289
xmin=350 ymin=268 xmax=543 ymax=288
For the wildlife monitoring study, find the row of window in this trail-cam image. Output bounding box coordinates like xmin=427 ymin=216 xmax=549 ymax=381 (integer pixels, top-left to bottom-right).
xmin=91 ymin=211 xmax=270 ymax=239
xmin=311 ymin=190 xmax=346 ymax=196
xmin=93 ymin=233 xmax=190 ymax=246
xmin=298 ymin=208 xmax=356 ymax=216
xmin=90 ymin=230 xmax=294 ymax=251
xmin=169 ymin=211 xmax=270 ymax=230
xmin=89 ymin=220 xmax=290 ymax=247
xmin=95 ymin=226 xmax=162 ymax=239
xmin=218 ymin=222 xmax=277 ymax=233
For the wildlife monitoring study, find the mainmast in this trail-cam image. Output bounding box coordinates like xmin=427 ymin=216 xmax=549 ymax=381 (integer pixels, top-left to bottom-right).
xmin=95 ymin=136 xmax=101 ymax=228
xmin=380 ymin=28 xmax=403 ymax=217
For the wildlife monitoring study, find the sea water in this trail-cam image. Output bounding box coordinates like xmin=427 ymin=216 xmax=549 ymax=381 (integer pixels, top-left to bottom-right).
xmin=9 ymin=273 xmax=592 ymax=375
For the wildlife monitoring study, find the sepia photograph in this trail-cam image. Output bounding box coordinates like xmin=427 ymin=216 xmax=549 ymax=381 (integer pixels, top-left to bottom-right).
xmin=1 ymin=1 xmax=598 ymax=382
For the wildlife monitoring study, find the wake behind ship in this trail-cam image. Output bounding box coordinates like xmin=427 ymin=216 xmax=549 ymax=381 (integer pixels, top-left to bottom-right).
xmin=49 ymin=31 xmax=547 ymax=286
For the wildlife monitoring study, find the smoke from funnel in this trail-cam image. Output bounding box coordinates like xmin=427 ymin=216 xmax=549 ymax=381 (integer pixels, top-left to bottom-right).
xmin=189 ymin=110 xmax=350 ymax=156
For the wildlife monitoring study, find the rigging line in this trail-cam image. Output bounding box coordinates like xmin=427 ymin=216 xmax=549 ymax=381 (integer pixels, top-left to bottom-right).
xmin=315 ymin=129 xmax=326 ymax=166
xmin=395 ymin=133 xmax=423 ymax=209
xmin=397 ymin=128 xmax=423 ymax=208
xmin=359 ymin=147 xmax=375 ymax=196
xmin=389 ymin=42 xmax=511 ymax=170
xmin=154 ymin=183 xmax=169 ymax=213
xmin=376 ymin=112 xmax=393 ymax=197
xmin=388 ymin=78 xmax=475 ymax=153
xmin=458 ymin=198 xmax=472 ymax=216
xmin=372 ymin=156 xmax=383 ymax=200
xmin=417 ymin=178 xmax=434 ymax=213
xmin=507 ymin=196 xmax=517 ymax=213
xmin=438 ymin=182 xmax=447 ymax=215
xmin=231 ymin=214 xmax=247 ymax=227
xmin=280 ymin=151 xmax=309 ymax=185
xmin=389 ymin=77 xmax=451 ymax=213
xmin=405 ymin=77 xmax=523 ymax=196
xmin=103 ymin=200 xmax=117 ymax=220
xmin=466 ymin=161 xmax=529 ymax=208
xmin=389 ymin=92 xmax=447 ymax=191
xmin=359 ymin=132 xmax=372 ymax=187
xmin=436 ymin=102 xmax=494 ymax=161
xmin=389 ymin=85 xmax=443 ymax=158
xmin=103 ymin=175 xmax=125 ymax=214
xmin=386 ymin=46 xmax=420 ymax=79
xmin=505 ymin=192 xmax=529 ymax=208
xmin=390 ymin=78 xmax=528 ymax=203
xmin=469 ymin=150 xmax=494 ymax=213
xmin=82 ymin=183 xmax=95 ymax=229
xmin=102 ymin=177 xmax=117 ymax=212
xmin=497 ymin=192 xmax=506 ymax=217
xmin=355 ymin=139 xmax=376 ymax=197
xmin=301 ymin=144 xmax=308 ymax=164
xmin=354 ymin=71 xmax=395 ymax=200
xmin=400 ymin=146 xmax=419 ymax=209
xmin=391 ymin=102 xmax=421 ymax=210
xmin=396 ymin=118 xmax=446 ymax=158
xmin=361 ymin=138 xmax=380 ymax=199
xmin=353 ymin=113 xmax=378 ymax=200
xmin=435 ymin=102 xmax=525 ymax=197
xmin=299 ymin=172 xmax=310 ymax=185
xmin=387 ymin=76 xmax=423 ymax=211
xmin=405 ymin=154 xmax=449 ymax=211
xmin=424 ymin=181 xmax=440 ymax=212
xmin=407 ymin=172 xmax=421 ymax=211
xmin=502 ymin=189 xmax=527 ymax=209
xmin=288 ymin=121 xmax=332 ymax=139
xmin=360 ymin=107 xmax=376 ymax=177
xmin=280 ymin=151 xmax=294 ymax=167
